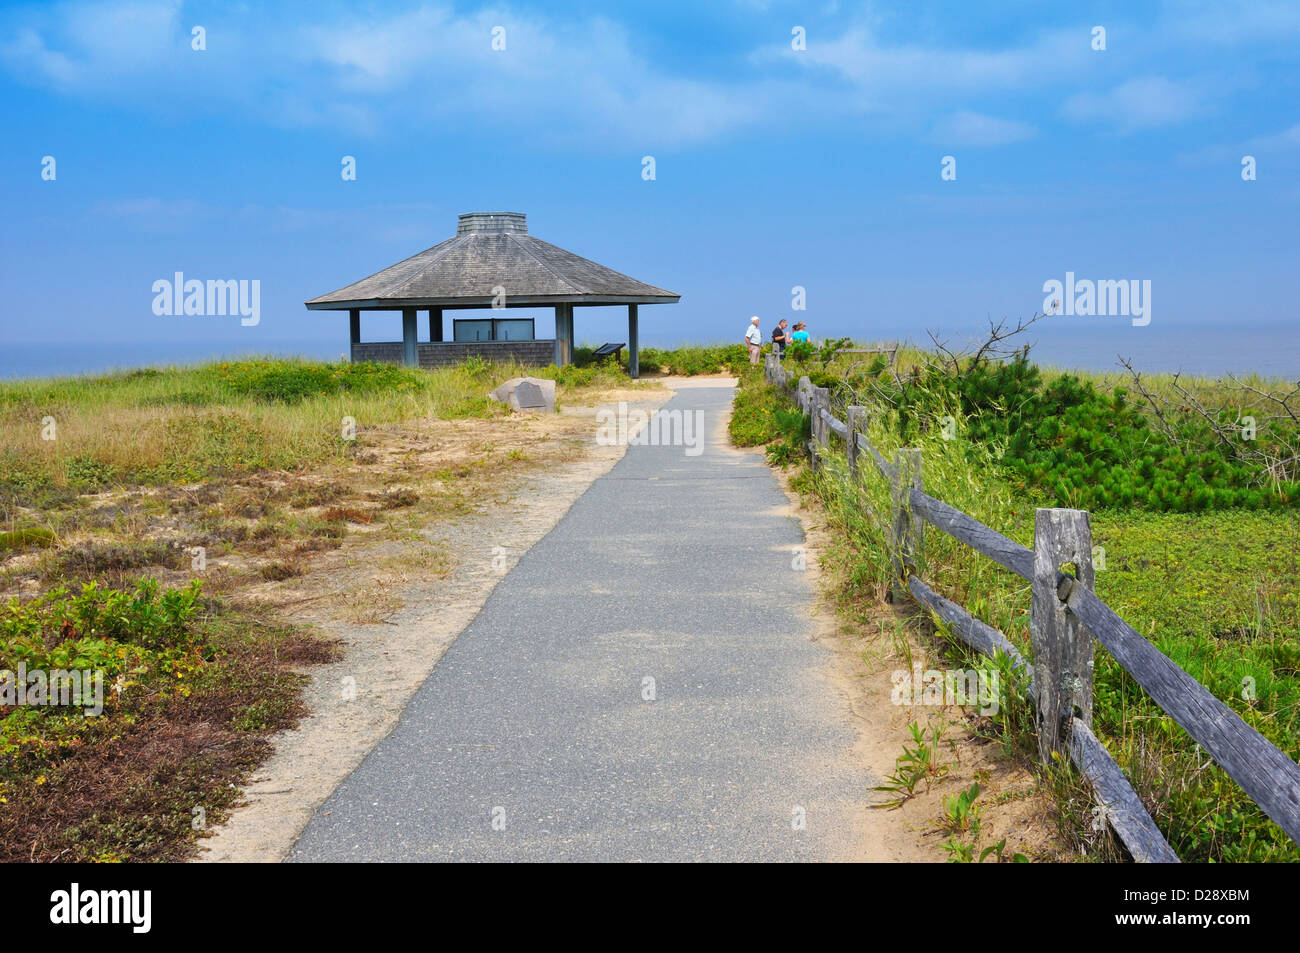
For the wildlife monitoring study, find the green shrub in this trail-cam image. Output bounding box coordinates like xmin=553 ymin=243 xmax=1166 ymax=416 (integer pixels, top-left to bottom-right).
xmin=729 ymin=377 xmax=790 ymax=446
xmin=637 ymin=345 xmax=748 ymax=376
xmin=2 ymin=578 xmax=202 ymax=673
xmin=64 ymin=457 xmax=116 ymax=489
xmin=865 ymin=350 xmax=1296 ymax=513
xmin=785 ymin=341 xmax=815 ymax=362
xmin=208 ymin=359 xmax=417 ymax=404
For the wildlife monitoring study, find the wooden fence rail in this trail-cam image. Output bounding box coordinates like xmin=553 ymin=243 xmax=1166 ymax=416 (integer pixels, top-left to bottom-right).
xmin=763 ymin=353 xmax=1300 ymax=862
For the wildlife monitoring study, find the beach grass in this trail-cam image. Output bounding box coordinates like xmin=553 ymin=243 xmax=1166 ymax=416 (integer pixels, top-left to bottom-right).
xmin=0 ymin=356 xmax=646 ymax=496
xmin=733 ymin=352 xmax=1300 ymax=862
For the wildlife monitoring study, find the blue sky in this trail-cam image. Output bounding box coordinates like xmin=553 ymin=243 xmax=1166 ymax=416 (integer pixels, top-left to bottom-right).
xmin=2 ymin=0 xmax=1299 ymax=372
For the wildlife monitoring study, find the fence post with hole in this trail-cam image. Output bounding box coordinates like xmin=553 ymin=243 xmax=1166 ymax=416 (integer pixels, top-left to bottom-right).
xmin=889 ymin=448 xmax=922 ymax=601
xmin=1031 ymin=507 xmax=1096 ymax=763
xmin=846 ymin=406 xmax=867 ymax=480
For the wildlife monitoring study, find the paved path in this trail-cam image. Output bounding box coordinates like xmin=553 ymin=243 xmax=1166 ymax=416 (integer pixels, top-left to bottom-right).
xmin=287 ymin=384 xmax=875 ymax=862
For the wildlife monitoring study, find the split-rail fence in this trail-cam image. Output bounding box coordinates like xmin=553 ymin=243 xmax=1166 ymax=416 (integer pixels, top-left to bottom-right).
xmin=764 ymin=353 xmax=1300 ymax=863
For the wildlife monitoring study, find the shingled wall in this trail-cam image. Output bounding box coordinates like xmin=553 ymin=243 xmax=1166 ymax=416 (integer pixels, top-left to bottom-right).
xmin=351 ymin=340 xmax=557 ymax=369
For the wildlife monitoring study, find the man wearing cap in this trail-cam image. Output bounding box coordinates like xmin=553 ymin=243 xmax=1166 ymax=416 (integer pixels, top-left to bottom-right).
xmin=745 ymin=316 xmax=763 ymax=365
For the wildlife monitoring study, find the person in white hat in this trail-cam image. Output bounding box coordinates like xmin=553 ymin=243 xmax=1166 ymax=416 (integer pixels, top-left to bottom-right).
xmin=744 ymin=315 xmax=763 ymax=364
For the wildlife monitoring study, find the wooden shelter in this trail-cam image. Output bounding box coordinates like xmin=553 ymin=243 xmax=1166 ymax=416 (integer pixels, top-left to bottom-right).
xmin=304 ymin=212 xmax=679 ymax=378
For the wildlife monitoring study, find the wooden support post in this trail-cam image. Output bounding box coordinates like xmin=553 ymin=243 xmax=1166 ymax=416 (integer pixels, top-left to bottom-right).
xmin=846 ymin=406 xmax=868 ymax=480
xmin=428 ymin=307 xmax=443 ymax=343
xmin=349 ymin=309 xmax=360 ymax=345
xmin=628 ymin=304 xmax=639 ymax=379
xmin=797 ymin=376 xmax=811 ymax=412
xmin=565 ymin=304 xmax=575 ymax=364
xmin=551 ymin=303 xmax=574 ymax=366
xmin=553 ymin=305 xmax=564 ymax=366
xmin=1031 ymin=508 xmax=1095 ymax=763
xmin=401 ymin=308 xmax=418 ymax=368
xmin=889 ymin=449 xmax=922 ymax=602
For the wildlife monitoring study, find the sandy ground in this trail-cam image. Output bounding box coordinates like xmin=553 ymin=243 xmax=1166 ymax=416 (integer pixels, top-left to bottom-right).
xmin=197 ymin=381 xmax=686 ymax=862
xmin=766 ymin=463 xmax=1062 ymax=862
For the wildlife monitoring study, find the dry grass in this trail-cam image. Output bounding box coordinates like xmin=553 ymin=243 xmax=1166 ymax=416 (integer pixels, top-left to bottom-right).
xmin=0 ymin=356 xmax=649 ymax=495
xmin=0 ymin=355 xmax=670 ymax=862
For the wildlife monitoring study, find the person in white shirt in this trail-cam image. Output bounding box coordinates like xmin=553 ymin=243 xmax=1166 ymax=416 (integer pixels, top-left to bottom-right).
xmin=745 ymin=315 xmax=763 ymax=364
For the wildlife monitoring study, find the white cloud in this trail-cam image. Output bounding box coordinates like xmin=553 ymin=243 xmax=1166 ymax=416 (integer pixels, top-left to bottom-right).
xmin=765 ymin=25 xmax=1092 ymax=101
xmin=1062 ymin=76 xmax=1205 ymax=131
xmin=2 ymin=27 xmax=80 ymax=86
xmin=0 ymin=1 xmax=769 ymax=148
xmin=1 ymin=0 xmax=183 ymax=91
xmin=1177 ymin=121 xmax=1300 ymax=166
xmin=2 ymin=1 xmax=1294 ymax=149
xmin=929 ymin=110 xmax=1036 ymax=146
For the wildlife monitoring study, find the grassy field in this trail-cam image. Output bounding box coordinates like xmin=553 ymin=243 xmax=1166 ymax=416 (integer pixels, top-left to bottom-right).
xmin=0 ymin=353 xmax=666 ymax=861
xmin=732 ymin=350 xmax=1300 ymax=863
xmin=0 ymin=355 xmax=642 ymax=495
xmin=10 ymin=342 xmax=1292 ymax=862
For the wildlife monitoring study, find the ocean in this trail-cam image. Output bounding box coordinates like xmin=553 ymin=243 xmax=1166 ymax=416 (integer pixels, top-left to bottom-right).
xmin=1 ymin=322 xmax=1297 ymax=382
xmin=0 ymin=339 xmax=346 ymax=381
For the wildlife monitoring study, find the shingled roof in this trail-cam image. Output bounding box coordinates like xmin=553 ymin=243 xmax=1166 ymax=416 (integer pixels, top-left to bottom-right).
xmin=305 ymin=212 xmax=680 ymax=310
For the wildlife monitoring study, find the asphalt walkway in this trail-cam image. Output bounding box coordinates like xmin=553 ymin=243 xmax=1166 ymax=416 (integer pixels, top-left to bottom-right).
xmin=287 ymin=383 xmax=873 ymax=862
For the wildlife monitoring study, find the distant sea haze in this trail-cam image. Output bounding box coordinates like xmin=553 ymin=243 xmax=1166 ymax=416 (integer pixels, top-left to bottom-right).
xmin=1 ymin=323 xmax=1297 ymax=381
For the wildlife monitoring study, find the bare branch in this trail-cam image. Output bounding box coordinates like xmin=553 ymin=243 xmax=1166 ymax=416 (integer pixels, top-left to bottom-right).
xmin=922 ymin=311 xmax=1049 ymax=376
xmin=1226 ymin=374 xmax=1300 ymax=427
xmin=1117 ymin=355 xmax=1183 ymax=451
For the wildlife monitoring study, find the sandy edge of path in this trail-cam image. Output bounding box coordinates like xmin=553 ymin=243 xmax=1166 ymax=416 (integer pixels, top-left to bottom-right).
xmin=715 ymin=398 xmax=1058 ymax=862
xmin=707 ymin=401 xmax=941 ymax=861
xmin=196 ymin=382 xmax=698 ymax=862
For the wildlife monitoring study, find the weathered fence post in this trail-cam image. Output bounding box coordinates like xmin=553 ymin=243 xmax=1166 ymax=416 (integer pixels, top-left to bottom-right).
xmin=889 ymin=448 xmax=922 ymax=601
xmin=797 ymin=376 xmax=811 ymax=412
xmin=1031 ymin=508 xmax=1096 ymax=763
xmin=808 ymin=386 xmax=830 ymax=471
xmin=846 ymin=406 xmax=867 ymax=480
xmin=811 ymin=384 xmax=821 ymax=444
xmin=765 ymin=352 xmax=782 ymax=386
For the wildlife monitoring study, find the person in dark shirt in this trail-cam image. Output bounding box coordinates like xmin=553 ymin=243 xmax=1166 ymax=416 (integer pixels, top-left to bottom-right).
xmin=771 ymin=319 xmax=789 ymax=356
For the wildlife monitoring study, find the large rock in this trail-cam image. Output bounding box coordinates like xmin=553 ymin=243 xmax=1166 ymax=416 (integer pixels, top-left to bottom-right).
xmin=488 ymin=376 xmax=556 ymax=413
